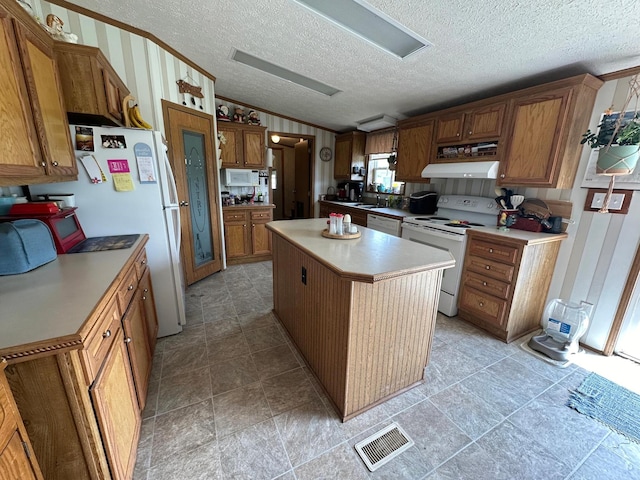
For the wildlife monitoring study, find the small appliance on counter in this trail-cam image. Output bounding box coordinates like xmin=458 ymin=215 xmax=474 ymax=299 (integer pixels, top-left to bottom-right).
xmin=2 ymin=204 xmax=86 ymax=253
xmin=409 ymin=191 xmax=437 ymax=214
xmin=347 ymin=181 xmax=363 ymax=202
xmin=0 ymin=219 xmax=57 ymax=275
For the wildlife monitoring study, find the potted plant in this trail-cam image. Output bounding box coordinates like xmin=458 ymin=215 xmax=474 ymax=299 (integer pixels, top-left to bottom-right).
xmin=581 ymin=112 xmax=640 ymax=175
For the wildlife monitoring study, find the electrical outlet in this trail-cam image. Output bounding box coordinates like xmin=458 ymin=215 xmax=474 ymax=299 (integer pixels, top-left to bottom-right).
xmin=590 ymin=192 xmax=624 ymax=210
xmin=608 ymin=193 xmax=625 ymax=210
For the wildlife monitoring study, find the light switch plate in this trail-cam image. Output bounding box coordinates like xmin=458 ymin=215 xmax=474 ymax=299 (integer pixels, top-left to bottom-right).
xmin=584 ymin=188 xmax=632 ymax=214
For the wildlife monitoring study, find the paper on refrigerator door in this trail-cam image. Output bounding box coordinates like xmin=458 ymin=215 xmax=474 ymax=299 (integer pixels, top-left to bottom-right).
xmin=78 ymin=154 xmax=107 ymax=184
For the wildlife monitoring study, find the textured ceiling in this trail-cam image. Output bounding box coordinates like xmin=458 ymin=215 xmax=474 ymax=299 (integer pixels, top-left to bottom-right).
xmin=67 ymin=0 xmax=640 ymax=132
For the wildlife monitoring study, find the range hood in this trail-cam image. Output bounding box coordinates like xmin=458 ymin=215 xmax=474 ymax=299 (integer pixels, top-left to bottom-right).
xmin=421 ymin=160 xmax=499 ymax=179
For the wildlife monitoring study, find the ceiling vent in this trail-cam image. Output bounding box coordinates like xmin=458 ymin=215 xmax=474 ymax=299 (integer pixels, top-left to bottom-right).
xmin=291 ymin=0 xmax=431 ymax=59
xmin=357 ymin=114 xmax=396 ymax=132
xmin=231 ymin=50 xmax=341 ymax=96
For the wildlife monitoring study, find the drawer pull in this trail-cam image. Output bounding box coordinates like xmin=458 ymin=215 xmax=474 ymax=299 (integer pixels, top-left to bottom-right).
xmin=485 ymin=266 xmax=490 ymax=270
xmin=482 ymin=281 xmax=487 ymax=286
xmin=124 ymin=337 xmax=132 ymax=344
xmin=479 ymin=302 xmax=484 ymax=307
xmin=128 ymin=284 xmax=134 ymax=291
xmin=102 ymin=329 xmax=111 ymax=338
xmin=489 ymin=248 xmax=493 ymax=253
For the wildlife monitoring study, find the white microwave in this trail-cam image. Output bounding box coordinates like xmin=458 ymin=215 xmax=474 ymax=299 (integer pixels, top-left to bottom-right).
xmin=222 ymin=169 xmax=260 ymax=187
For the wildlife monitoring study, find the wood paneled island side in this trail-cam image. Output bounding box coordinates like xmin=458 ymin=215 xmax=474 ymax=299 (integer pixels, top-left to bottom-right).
xmin=266 ymin=219 xmax=454 ymax=421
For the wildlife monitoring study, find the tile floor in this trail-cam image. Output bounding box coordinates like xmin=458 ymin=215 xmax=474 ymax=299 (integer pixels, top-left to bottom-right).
xmin=134 ymin=261 xmax=640 ymax=480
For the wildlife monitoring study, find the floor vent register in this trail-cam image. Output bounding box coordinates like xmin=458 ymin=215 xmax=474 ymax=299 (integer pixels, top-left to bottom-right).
xmin=354 ymin=422 xmax=414 ymax=471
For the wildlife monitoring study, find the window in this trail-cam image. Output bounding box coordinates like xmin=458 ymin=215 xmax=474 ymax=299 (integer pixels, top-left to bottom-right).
xmin=366 ymin=153 xmax=404 ymax=194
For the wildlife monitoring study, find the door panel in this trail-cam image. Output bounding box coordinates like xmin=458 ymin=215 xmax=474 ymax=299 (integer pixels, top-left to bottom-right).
xmin=294 ymin=140 xmax=311 ymax=218
xmin=162 ymin=101 xmax=222 ymax=285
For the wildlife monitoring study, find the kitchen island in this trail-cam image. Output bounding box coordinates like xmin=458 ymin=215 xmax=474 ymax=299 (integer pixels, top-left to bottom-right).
xmin=266 ymin=218 xmax=454 ymax=421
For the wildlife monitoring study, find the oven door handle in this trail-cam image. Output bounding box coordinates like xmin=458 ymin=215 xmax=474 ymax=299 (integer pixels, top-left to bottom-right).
xmin=401 ymin=223 xmax=466 ymax=241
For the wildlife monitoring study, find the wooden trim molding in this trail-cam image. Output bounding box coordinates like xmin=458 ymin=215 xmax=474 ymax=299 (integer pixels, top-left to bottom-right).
xmin=603 ymin=238 xmax=640 ymax=355
xmin=216 ymin=95 xmax=337 ymax=133
xmin=599 ymin=66 xmax=640 ymax=82
xmin=0 ymin=338 xmax=83 ymax=364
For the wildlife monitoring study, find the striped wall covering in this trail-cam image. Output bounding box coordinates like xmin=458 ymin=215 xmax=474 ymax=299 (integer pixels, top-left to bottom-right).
xmin=33 ymin=0 xmax=337 ymax=217
xmin=30 ymin=1 xmax=639 ymax=350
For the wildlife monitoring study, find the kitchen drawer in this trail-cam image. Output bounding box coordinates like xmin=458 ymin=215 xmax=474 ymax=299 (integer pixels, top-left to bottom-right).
xmin=465 ymin=255 xmax=515 ymax=282
xmin=459 ymin=287 xmax=508 ymax=328
xmin=134 ymin=249 xmax=148 ymax=279
xmin=82 ymin=295 xmax=121 ymax=384
xmin=468 ymin=239 xmax=519 ymax=265
xmin=223 ymin=211 xmax=248 ymax=222
xmin=250 ymin=210 xmax=272 ymax=220
xmin=117 ymin=264 xmax=139 ymax=313
xmin=464 ymin=271 xmax=511 ymax=300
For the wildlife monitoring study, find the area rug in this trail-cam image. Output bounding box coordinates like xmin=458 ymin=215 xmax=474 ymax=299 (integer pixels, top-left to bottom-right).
xmin=568 ymin=373 xmax=640 ymax=444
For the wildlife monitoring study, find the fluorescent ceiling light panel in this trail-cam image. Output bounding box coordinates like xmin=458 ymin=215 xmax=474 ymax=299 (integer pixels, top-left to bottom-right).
xmin=291 ymin=0 xmax=431 ymax=59
xmin=357 ymin=114 xmax=396 ymax=132
xmin=231 ymin=50 xmax=341 ymax=96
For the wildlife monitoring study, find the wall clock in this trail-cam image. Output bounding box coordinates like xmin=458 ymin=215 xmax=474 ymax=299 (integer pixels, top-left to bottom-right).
xmin=319 ymin=147 xmax=333 ymax=162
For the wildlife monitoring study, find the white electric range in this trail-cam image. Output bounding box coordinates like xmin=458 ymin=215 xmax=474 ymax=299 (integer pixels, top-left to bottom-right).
xmin=401 ymin=195 xmax=501 ymax=316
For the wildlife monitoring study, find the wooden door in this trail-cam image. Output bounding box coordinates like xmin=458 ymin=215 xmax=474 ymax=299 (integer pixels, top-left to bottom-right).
xmin=243 ymin=129 xmax=264 ymax=167
xmin=139 ymin=269 xmax=158 ymax=355
xmin=14 ymin=21 xmax=75 ymax=177
xmin=122 ymin=290 xmax=152 ymax=410
xmin=219 ymin=126 xmax=239 ymax=167
xmin=396 ymin=120 xmax=434 ymax=182
xmin=0 ymin=6 xmax=44 ymax=180
xmin=294 ymin=140 xmax=311 ymax=218
xmin=90 ymin=329 xmax=140 ymax=480
xmin=465 ymin=103 xmax=506 ymax=141
xmin=436 ymin=113 xmax=464 ymax=143
xmin=499 ymin=88 xmax=572 ymax=186
xmin=162 ymin=100 xmax=223 ymax=285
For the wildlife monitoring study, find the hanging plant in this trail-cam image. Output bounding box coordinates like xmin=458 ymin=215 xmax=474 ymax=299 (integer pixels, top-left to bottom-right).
xmin=580 ymin=74 xmax=640 ymax=212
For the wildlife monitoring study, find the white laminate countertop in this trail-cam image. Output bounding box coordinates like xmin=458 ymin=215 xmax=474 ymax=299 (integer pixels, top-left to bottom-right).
xmin=320 ymin=200 xmax=409 ymax=219
xmin=0 ymin=235 xmax=146 ymax=356
xmin=267 ymin=218 xmax=455 ymax=282
xmin=469 ymin=225 xmax=568 ymax=244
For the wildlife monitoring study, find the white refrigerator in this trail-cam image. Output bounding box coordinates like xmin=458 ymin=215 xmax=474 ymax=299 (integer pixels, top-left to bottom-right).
xmin=30 ymin=125 xmax=186 ymax=337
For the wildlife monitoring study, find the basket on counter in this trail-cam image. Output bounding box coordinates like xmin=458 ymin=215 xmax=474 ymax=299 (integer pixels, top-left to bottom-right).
xmin=325 ymin=186 xmax=337 ymax=201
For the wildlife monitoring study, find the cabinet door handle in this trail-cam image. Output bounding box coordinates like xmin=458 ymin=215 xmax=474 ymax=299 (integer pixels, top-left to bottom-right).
xmin=52 ymin=161 xmax=59 ymax=167
xmin=243 ymin=224 xmax=247 ymax=227
xmin=456 ymin=133 xmax=460 ymax=137
xmin=479 ymin=302 xmax=484 ymax=307
xmin=128 ymin=284 xmax=134 ymax=290
xmin=179 ymin=201 xmax=189 ymax=207
xmin=482 ymin=281 xmax=487 ymax=286
xmin=102 ymin=329 xmax=111 ymax=338
xmin=485 ymin=266 xmax=490 ymax=270
xmin=468 ymin=131 xmax=473 ymax=135
xmin=144 ymin=288 xmax=149 ymax=293
xmin=500 ymin=174 xmax=505 ymax=178
xmin=141 ymin=260 xmax=146 ymax=265
xmin=41 ymin=161 xmax=46 ymax=167
xmin=124 ymin=337 xmax=132 ymax=344
xmin=489 ymin=248 xmax=493 ymax=253
xmin=142 ymin=295 xmax=147 ymax=300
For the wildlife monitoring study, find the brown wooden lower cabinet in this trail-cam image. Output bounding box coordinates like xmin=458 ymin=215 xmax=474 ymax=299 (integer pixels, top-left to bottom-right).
xmin=458 ymin=230 xmax=566 ymax=343
xmin=2 ymin=240 xmax=157 ymax=480
xmin=223 ymin=206 xmax=274 ymax=265
xmin=90 ymin=328 xmax=140 ymax=480
xmin=318 ymin=201 xmax=368 ymax=227
xmin=0 ymin=360 xmax=43 ymax=480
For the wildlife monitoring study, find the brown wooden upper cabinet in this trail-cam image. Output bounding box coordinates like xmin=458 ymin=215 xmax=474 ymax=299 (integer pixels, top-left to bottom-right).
xmin=435 ymin=103 xmax=506 ymax=144
xmin=395 ymin=119 xmax=435 ymax=183
xmin=54 ymin=42 xmax=130 ymax=127
xmin=0 ymin=0 xmax=75 ymax=187
xmin=219 ymin=122 xmax=266 ymax=169
xmin=499 ymin=75 xmax=603 ymax=188
xmin=334 ymin=131 xmax=365 ymax=179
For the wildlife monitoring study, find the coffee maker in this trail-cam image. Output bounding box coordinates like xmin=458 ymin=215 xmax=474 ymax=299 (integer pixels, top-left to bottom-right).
xmin=346 ymin=181 xmax=363 ymax=202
